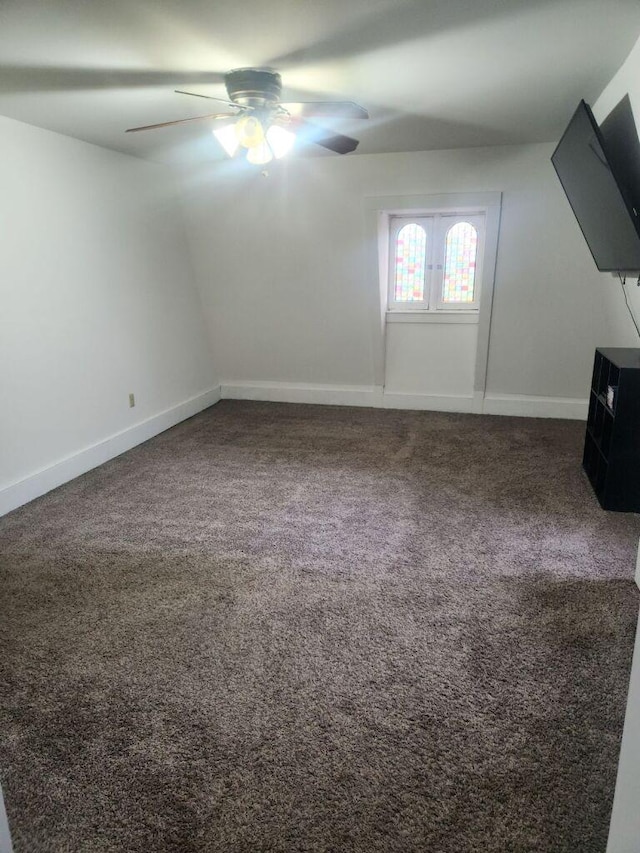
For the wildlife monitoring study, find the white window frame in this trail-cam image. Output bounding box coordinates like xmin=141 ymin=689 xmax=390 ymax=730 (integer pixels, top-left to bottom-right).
xmin=387 ymin=210 xmax=486 ymax=314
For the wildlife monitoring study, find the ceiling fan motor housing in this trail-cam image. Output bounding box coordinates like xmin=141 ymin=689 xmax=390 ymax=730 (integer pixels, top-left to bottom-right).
xmin=225 ymin=68 xmax=283 ymax=108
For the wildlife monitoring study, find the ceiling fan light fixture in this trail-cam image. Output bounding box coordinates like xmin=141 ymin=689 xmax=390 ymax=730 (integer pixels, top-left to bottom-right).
xmin=213 ymin=124 xmax=240 ymax=157
xmin=129 ymin=69 xmax=367 ymax=159
xmin=246 ymin=141 xmax=273 ymax=165
xmin=266 ymin=125 xmax=296 ymax=159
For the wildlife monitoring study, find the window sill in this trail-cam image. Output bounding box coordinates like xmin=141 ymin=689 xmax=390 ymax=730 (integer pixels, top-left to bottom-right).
xmin=386 ymin=311 xmax=480 ymax=325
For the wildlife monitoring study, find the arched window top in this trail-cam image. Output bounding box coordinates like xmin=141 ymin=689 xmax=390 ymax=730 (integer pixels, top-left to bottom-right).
xmin=443 ymin=221 xmax=478 ymax=304
xmin=394 ymin=223 xmax=426 ymax=303
xmin=447 ymin=220 xmax=476 ymax=241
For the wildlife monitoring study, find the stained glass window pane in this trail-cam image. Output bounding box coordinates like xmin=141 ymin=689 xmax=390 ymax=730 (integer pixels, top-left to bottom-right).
xmin=394 ymin=223 xmax=426 ymax=302
xmin=442 ymin=222 xmax=478 ymax=303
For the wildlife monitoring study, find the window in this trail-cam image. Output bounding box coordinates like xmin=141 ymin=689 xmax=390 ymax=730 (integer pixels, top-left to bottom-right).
xmin=394 ymin=223 xmax=427 ymax=302
xmin=443 ymin=221 xmax=477 ymax=304
xmin=388 ymin=211 xmax=485 ymax=313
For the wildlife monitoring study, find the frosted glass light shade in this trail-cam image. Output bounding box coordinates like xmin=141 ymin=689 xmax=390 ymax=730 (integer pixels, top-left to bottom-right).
xmin=235 ymin=115 xmax=265 ymax=148
xmin=246 ymin=142 xmax=273 ymax=165
xmin=213 ymin=124 xmax=240 ymax=157
xmin=266 ymin=125 xmax=296 ymax=159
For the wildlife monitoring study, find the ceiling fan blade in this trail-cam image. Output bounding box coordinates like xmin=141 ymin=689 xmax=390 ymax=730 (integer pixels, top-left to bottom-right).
xmin=175 ymin=89 xmax=246 ymax=110
xmin=0 ymin=65 xmax=226 ymax=93
xmin=290 ymin=118 xmax=360 ymax=154
xmin=126 ymin=113 xmax=236 ymax=133
xmin=280 ymin=101 xmax=369 ymax=120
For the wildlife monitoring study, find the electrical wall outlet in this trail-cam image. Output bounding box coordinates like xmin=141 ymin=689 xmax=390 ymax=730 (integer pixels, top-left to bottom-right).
xmin=129 ymin=393 xmax=135 ymax=408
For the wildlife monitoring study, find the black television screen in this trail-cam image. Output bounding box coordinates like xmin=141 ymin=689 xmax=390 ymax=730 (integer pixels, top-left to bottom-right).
xmin=551 ymin=100 xmax=640 ymax=272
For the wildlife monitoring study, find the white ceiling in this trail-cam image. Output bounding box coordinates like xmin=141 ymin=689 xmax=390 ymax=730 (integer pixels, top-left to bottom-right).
xmin=1 ymin=0 xmax=640 ymax=165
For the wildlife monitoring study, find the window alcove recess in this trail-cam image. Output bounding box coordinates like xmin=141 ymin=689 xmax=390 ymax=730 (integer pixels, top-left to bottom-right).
xmin=583 ymin=348 xmax=640 ymax=511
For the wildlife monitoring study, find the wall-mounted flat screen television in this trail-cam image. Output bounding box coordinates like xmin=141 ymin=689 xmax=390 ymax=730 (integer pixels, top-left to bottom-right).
xmin=551 ymin=99 xmax=640 ymax=272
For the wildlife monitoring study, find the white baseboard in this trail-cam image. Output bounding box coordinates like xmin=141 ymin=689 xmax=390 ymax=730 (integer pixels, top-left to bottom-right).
xmin=382 ymin=392 xmax=475 ymax=413
xmin=221 ymin=381 xmax=384 ymax=408
xmin=0 ymin=386 xmax=221 ymax=518
xmin=221 ymin=382 xmax=588 ymax=420
xmin=482 ymin=393 xmax=588 ymax=420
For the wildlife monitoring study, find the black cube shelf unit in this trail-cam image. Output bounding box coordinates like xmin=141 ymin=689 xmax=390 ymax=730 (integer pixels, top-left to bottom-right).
xmin=584 ymin=347 xmax=640 ymax=512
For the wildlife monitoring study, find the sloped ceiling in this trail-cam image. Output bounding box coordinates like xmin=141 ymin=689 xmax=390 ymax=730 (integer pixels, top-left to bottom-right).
xmin=1 ymin=0 xmax=640 ymax=164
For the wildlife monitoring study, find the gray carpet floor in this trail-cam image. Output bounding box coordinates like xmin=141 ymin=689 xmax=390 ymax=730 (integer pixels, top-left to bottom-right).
xmin=1 ymin=401 xmax=639 ymax=852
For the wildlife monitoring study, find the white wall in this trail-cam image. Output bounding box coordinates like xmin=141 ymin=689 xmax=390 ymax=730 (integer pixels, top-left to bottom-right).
xmin=178 ymin=142 xmax=611 ymax=409
xmin=590 ymin=32 xmax=640 ymax=853
xmin=0 ymin=782 xmax=12 ymax=853
xmin=594 ymin=34 xmax=640 ymax=345
xmin=385 ymin=323 xmax=477 ymax=397
xmin=0 ymin=116 xmax=216 ymax=513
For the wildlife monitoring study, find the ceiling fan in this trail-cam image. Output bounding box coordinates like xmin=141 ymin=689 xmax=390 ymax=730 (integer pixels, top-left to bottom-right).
xmin=126 ymin=67 xmax=369 ymax=164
